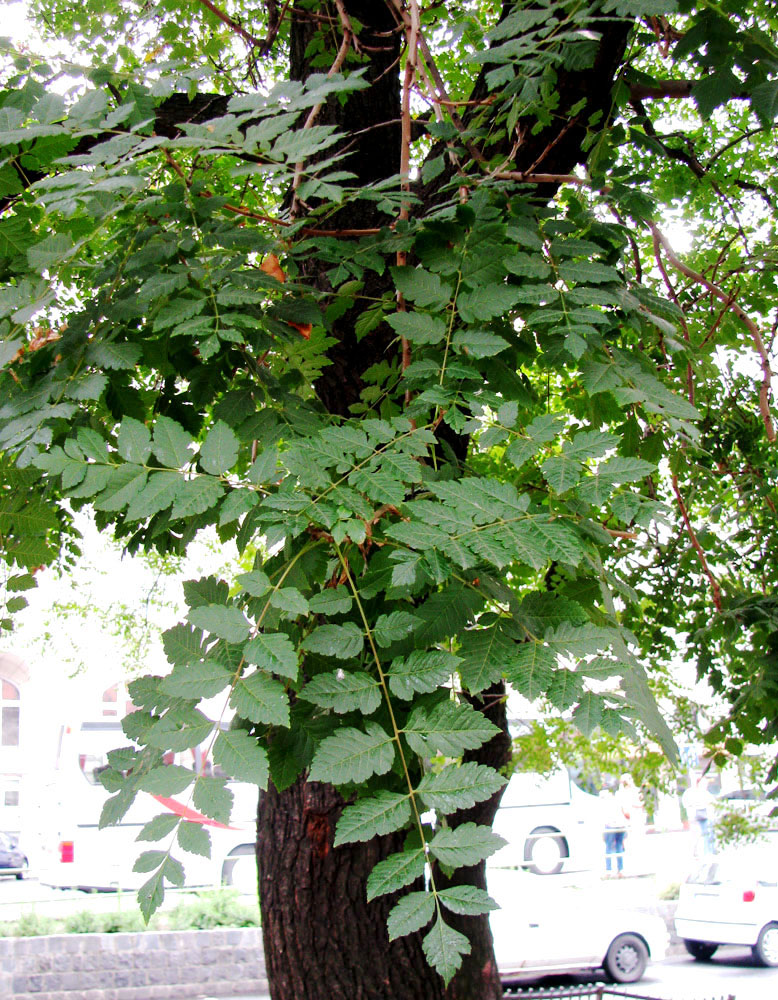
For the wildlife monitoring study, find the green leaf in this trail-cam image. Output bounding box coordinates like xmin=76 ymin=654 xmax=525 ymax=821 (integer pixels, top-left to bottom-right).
xmin=437 ymin=885 xmax=498 ymax=916
xmin=126 ymin=471 xmax=183 ymax=520
xmin=308 ymin=721 xmax=395 ymax=784
xmin=428 ymin=823 xmax=506 ymax=868
xmin=300 ymin=670 xmax=381 ymax=715
xmin=161 ymin=660 xmax=232 ymax=700
xmin=99 ymin=789 xmax=136 ymax=828
xmin=366 ymin=848 xmax=425 ymax=901
xmin=237 ymin=570 xmax=272 ymax=597
xmin=422 ymin=916 xmax=471 ymax=986
xmin=451 ymin=329 xmax=509 ymax=357
xmin=751 ymin=79 xmax=778 ymax=127
xmin=213 ymin=729 xmax=269 ymax=787
xmin=387 ymin=892 xmax=435 ymax=941
xmin=137 ymin=813 xmax=180 ymax=842
xmin=87 ymin=342 xmax=142 ymax=370
xmin=308 ymin=587 xmax=353 ymax=615
xmin=458 ymin=626 xmax=516 ymax=694
xmin=138 ymin=869 xmax=165 ymax=923
xmin=388 ymin=650 xmax=461 ymax=699
xmin=231 ymin=670 xmax=290 ymax=726
xmin=390 ymin=266 xmax=451 ymax=309
xmin=542 ymin=454 xmax=582 ymax=493
xmin=301 ymin=622 xmax=364 ymax=659
xmin=162 ymin=624 xmax=206 ymax=667
xmin=193 ymin=777 xmax=234 ymax=824
xmin=404 ymin=700 xmax=500 ymax=757
xmin=133 ymin=850 xmax=167 ymax=873
xmin=457 ymin=283 xmax=523 ymax=323
xmin=558 ymin=261 xmax=620 ymax=284
xmin=188 ymin=604 xmax=251 ymax=643
xmin=138 ymin=765 xmax=195 ymax=796
xmin=269 ymin=587 xmax=310 ymax=617
xmin=170 ymin=477 xmax=224 ymax=518
xmin=374 ymin=611 xmax=421 ymax=648
xmin=334 ymin=791 xmax=412 ymax=845
xmin=117 ymin=417 xmax=151 ymax=465
xmin=199 ymin=421 xmax=239 ymax=475
xmin=503 ymin=641 xmax=557 ymax=700
xmin=178 ymin=821 xmax=211 ymax=858
xmin=242 ymin=632 xmax=298 ymax=679
xmin=417 ymin=763 xmax=505 ymax=813
xmin=386 ymin=311 xmax=447 ymax=345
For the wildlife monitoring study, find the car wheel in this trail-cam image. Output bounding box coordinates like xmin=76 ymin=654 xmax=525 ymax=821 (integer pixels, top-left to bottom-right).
xmin=523 ymin=827 xmax=568 ymax=876
xmin=15 ymin=858 xmax=28 ymax=881
xmin=683 ymin=939 xmax=718 ymax=961
xmin=753 ymin=922 xmax=778 ymax=967
xmin=604 ymin=933 xmax=649 ymax=983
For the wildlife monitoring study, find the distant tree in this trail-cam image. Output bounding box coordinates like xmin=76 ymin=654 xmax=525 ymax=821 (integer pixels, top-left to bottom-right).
xmin=2 ymin=2 xmax=778 ymax=998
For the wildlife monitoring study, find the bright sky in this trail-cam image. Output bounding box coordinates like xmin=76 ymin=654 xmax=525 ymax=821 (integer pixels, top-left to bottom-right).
xmin=4 ymin=2 xmax=38 ymax=45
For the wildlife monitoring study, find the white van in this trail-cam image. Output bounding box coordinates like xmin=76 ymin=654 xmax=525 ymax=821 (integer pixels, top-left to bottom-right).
xmin=491 ymin=768 xmax=604 ymax=875
xmin=41 ymin=720 xmax=258 ymax=893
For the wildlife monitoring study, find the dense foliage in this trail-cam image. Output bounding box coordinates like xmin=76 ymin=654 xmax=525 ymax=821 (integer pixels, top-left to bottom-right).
xmin=2 ymin=1 xmax=778 ymax=993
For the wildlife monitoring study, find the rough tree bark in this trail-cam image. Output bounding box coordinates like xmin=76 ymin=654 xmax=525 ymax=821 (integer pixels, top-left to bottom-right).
xmin=253 ymin=4 xmax=633 ymax=999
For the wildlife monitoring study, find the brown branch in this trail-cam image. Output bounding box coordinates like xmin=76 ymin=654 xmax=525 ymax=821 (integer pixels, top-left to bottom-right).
xmin=195 ymin=0 xmax=265 ymax=48
xmin=650 ymin=223 xmax=776 ymax=442
xmin=629 ymin=79 xmax=694 ymax=101
xmin=290 ymin=19 xmax=354 ymax=214
xmin=492 ymin=171 xmax=593 ymax=187
xmin=671 ymin=474 xmax=722 ymax=612
xmin=650 ymin=228 xmax=692 ymax=403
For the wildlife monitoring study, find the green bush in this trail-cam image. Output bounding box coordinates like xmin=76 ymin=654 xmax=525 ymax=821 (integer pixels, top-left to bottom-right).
xmin=714 ymin=806 xmax=771 ymax=848
xmin=166 ymin=890 xmax=260 ymax=930
xmin=6 ymin=911 xmax=56 ymax=937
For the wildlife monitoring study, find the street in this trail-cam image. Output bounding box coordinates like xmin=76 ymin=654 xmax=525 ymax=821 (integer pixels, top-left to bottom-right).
xmin=513 ymin=950 xmax=778 ymax=1000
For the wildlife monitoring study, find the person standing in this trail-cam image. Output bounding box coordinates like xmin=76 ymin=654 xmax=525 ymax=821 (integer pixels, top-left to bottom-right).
xmin=601 ymin=786 xmax=627 ymax=877
xmin=683 ymin=774 xmax=716 ymax=856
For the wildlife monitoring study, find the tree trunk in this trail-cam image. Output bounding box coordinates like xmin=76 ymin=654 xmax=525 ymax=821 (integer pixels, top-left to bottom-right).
xmin=258 ymin=779 xmax=446 ymax=1000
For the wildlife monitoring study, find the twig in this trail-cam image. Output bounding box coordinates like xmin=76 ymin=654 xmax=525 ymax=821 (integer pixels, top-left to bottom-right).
xmin=290 ymin=21 xmax=353 ymax=216
xmin=650 ymin=228 xmax=693 ymax=404
xmin=195 ymin=0 xmax=265 ymax=48
xmin=492 ymin=171 xmax=593 ymax=187
xmin=650 ymin=223 xmax=776 ymax=442
xmin=671 ymin=474 xmax=722 ymax=612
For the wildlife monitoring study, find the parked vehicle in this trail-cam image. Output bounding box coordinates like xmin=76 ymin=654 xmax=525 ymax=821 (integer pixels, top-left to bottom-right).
xmin=0 ymin=831 xmax=28 ymax=879
xmin=489 ymin=868 xmax=668 ymax=984
xmin=674 ymin=838 xmax=778 ymax=966
xmin=491 ymin=768 xmax=604 ymax=875
xmin=41 ymin=719 xmax=257 ymax=893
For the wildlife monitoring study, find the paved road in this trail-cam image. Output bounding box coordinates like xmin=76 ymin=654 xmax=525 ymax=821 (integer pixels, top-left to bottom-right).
xmin=199 ymin=949 xmax=778 ymax=1000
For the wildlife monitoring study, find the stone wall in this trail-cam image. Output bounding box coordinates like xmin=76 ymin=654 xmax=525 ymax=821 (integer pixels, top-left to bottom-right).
xmin=0 ymin=927 xmax=268 ymax=1000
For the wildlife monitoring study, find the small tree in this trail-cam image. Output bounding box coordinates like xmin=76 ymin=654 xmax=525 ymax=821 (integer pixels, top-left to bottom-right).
xmin=2 ymin=2 xmax=778 ymax=997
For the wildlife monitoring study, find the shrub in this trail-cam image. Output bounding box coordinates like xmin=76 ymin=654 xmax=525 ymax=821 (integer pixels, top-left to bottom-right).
xmin=166 ymin=889 xmax=260 ymax=930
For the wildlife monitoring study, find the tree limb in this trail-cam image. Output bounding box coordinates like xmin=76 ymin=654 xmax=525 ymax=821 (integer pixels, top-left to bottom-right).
xmin=650 ymin=223 xmax=776 ymax=442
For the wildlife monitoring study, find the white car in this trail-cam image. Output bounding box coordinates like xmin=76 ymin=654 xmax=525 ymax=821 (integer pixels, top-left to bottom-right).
xmin=674 ymin=842 xmax=778 ymax=966
xmin=489 ymin=868 xmax=668 ymax=984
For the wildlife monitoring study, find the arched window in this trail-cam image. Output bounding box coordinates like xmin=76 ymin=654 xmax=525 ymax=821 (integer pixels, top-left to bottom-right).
xmin=0 ymin=678 xmax=19 ymax=747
